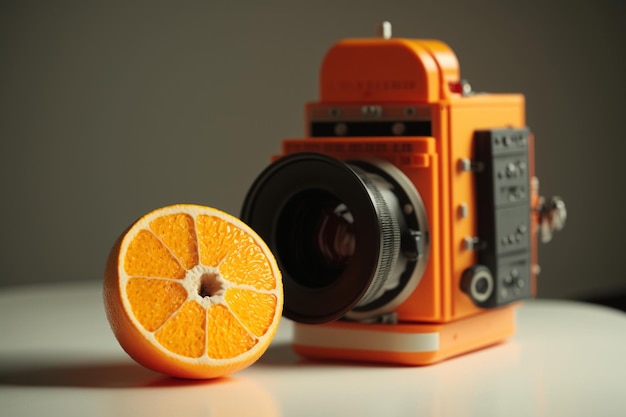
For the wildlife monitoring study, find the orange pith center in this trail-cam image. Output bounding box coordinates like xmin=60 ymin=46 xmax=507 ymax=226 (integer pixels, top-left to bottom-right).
xmin=122 ymin=212 xmax=278 ymax=360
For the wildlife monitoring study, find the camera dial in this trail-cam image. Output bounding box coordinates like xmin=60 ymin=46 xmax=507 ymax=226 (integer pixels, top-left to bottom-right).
xmin=241 ymin=153 xmax=429 ymax=324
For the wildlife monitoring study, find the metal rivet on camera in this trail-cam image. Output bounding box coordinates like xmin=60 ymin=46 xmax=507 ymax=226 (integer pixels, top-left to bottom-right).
xmin=461 ymin=79 xmax=472 ymax=96
xmin=458 ymin=203 xmax=469 ymax=218
xmin=458 ymin=158 xmax=484 ymax=173
xmin=392 ymin=122 xmax=406 ymax=135
xmin=361 ymin=105 xmax=382 ymax=117
xmin=459 ymin=158 xmax=472 ymax=172
xmin=334 ymin=123 xmax=348 ymax=136
xmin=464 ymin=236 xmax=484 ymax=251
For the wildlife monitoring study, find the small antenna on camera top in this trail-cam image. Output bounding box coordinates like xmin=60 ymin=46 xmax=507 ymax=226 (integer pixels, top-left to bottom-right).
xmin=376 ymin=21 xmax=392 ymax=39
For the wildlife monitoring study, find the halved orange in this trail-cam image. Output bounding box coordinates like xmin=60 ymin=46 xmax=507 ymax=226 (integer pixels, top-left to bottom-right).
xmin=103 ymin=204 xmax=283 ymax=379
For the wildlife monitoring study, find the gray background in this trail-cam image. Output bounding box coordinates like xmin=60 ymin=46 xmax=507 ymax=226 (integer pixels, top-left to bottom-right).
xmin=1 ymin=1 xmax=624 ymax=300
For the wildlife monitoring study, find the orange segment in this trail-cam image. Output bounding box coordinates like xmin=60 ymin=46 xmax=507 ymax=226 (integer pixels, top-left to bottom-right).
xmin=225 ymin=288 xmax=278 ymax=337
xmin=196 ymin=214 xmax=246 ymax=267
xmin=126 ymin=278 xmax=187 ymax=331
xmin=149 ymin=213 xmax=199 ymax=270
xmin=103 ymin=204 xmax=282 ymax=379
xmin=207 ymin=304 xmax=258 ymax=359
xmin=124 ymin=229 xmax=185 ymax=279
xmin=220 ymin=243 xmax=276 ymax=291
xmin=155 ymin=300 xmax=206 ymax=358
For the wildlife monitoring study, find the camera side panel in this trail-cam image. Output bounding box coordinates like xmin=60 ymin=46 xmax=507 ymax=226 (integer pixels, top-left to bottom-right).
xmin=444 ymin=95 xmax=529 ymax=320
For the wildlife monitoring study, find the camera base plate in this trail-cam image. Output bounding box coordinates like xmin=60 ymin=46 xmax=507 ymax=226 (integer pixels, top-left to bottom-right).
xmin=292 ymin=305 xmax=517 ymax=365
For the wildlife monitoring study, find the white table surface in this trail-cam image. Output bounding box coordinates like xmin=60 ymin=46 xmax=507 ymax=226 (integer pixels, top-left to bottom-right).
xmin=1 ymin=281 xmax=625 ymax=417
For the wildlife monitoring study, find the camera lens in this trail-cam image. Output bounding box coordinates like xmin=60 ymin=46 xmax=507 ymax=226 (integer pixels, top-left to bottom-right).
xmin=241 ymin=153 xmax=429 ymax=324
xmin=276 ymin=190 xmax=357 ymax=289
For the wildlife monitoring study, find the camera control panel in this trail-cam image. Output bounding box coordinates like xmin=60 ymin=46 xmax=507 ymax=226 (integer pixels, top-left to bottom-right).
xmin=462 ymin=128 xmax=533 ymax=308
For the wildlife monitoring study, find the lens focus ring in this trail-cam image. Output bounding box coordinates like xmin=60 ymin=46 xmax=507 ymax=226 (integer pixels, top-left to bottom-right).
xmin=348 ymin=165 xmax=401 ymax=308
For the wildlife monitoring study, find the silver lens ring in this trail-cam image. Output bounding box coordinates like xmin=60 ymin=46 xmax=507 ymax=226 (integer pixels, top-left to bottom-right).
xmin=345 ymin=159 xmax=430 ymax=321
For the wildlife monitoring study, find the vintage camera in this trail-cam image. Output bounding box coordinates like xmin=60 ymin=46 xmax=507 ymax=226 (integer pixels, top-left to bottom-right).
xmin=241 ymin=24 xmax=566 ymax=365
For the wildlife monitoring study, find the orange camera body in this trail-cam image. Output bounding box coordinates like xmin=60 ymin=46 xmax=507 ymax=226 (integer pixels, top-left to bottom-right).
xmin=242 ymin=34 xmax=558 ymax=365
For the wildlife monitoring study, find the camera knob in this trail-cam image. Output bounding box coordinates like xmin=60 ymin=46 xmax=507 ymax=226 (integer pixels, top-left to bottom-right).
xmin=537 ymin=196 xmax=567 ymax=243
xmin=461 ymin=265 xmax=494 ymax=305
